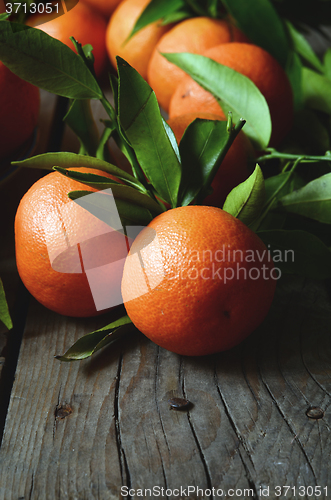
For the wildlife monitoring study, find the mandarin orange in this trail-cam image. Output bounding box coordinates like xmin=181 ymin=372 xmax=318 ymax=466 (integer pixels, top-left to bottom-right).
xmin=80 ymin=0 xmax=124 ymax=18
xmin=121 ymin=205 xmax=277 ymax=356
xmin=15 ymin=167 xmax=130 ymax=317
xmin=147 ymin=16 xmax=249 ymax=112
xmin=169 ymin=42 xmax=294 ymax=147
xmin=105 ymin=0 xmax=171 ymax=80
xmin=27 ymin=2 xmax=108 ymax=76
xmin=0 ymin=62 xmax=40 ymax=162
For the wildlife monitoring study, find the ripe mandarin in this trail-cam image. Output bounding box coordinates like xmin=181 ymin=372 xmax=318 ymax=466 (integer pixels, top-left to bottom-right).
xmin=80 ymin=0 xmax=124 ymax=18
xmin=15 ymin=167 xmax=130 ymax=317
xmin=147 ymin=16 xmax=249 ymax=112
xmin=27 ymin=2 xmax=108 ymax=76
xmin=106 ymin=0 xmax=171 ymax=81
xmin=169 ymin=42 xmax=293 ymax=147
xmin=121 ymin=206 xmax=277 ymax=356
xmin=0 ymin=62 xmax=40 ymax=162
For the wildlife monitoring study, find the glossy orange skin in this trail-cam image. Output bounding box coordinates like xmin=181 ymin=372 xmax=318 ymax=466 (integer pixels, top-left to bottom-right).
xmin=169 ymin=43 xmax=294 ymax=147
xmin=80 ymin=0 xmax=124 ymax=18
xmin=147 ymin=17 xmax=249 ymax=112
xmin=106 ymin=0 xmax=171 ymax=80
xmin=15 ymin=167 xmax=130 ymax=317
xmin=167 ymin=112 xmax=255 ymax=207
xmin=122 ymin=206 xmax=277 ymax=356
xmin=27 ymin=2 xmax=108 ymax=76
xmin=0 ymin=62 xmax=40 ymax=161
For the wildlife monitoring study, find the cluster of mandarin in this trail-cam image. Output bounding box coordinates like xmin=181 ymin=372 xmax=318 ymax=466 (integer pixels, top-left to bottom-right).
xmin=2 ymin=0 xmax=287 ymax=354
xmin=1 ymin=0 xmax=293 ymax=170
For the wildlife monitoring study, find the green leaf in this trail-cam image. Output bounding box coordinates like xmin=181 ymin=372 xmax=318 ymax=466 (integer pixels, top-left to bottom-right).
xmin=13 ymin=152 xmax=143 ymax=189
xmin=258 ymin=229 xmax=331 ymax=279
xmin=0 ymin=21 xmax=102 ymax=99
xmin=324 ymin=48 xmax=331 ymax=80
xmin=284 ymin=212 xmax=331 ymax=249
xmin=278 ymin=173 xmax=331 ymax=224
xmin=257 ymin=212 xmax=287 ymax=232
xmin=264 ymin=172 xmax=305 ymax=207
xmin=302 ymin=67 xmax=331 ymax=115
xmin=129 ymin=0 xmax=185 ymax=38
xmin=69 ymin=189 xmax=155 ymax=227
xmin=178 ymin=118 xmax=242 ymax=206
xmin=285 ymin=50 xmax=303 ymax=112
xmin=221 ymin=0 xmax=289 ymax=67
xmin=54 ymin=167 xmax=121 ymax=188
xmin=285 ymin=21 xmax=324 ymax=73
xmin=161 ymin=9 xmax=191 ymax=25
xmin=117 ymin=56 xmax=182 ymax=207
xmin=163 ymin=52 xmax=272 ymax=149
xmin=55 ymin=315 xmax=132 ymax=361
xmin=59 ymin=169 xmax=163 ymax=214
xmin=0 ymin=278 xmax=12 ymax=330
xmin=223 ymin=165 xmax=265 ymax=226
xmin=64 ymin=100 xmax=100 ymax=157
xmin=162 ymin=118 xmax=181 ymax=164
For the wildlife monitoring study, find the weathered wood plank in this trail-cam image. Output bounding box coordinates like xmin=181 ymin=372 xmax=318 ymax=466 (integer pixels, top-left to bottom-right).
xmin=0 ymin=301 xmax=125 ymax=499
xmin=0 ymin=275 xmax=330 ymax=499
xmin=213 ymin=277 xmax=331 ymax=498
xmin=0 ymin=280 xmax=331 ymax=500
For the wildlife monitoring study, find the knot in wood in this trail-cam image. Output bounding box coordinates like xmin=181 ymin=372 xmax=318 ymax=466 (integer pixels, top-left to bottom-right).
xmin=306 ymin=406 xmax=324 ymax=420
xmin=55 ymin=403 xmax=73 ymax=419
xmin=168 ymin=397 xmax=191 ymax=410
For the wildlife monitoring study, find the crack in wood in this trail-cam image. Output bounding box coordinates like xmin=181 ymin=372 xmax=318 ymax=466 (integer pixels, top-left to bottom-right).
xmin=182 ymin=376 xmax=213 ymax=496
xmin=113 ymin=353 xmax=131 ymax=493
xmin=299 ymin=321 xmax=331 ymax=400
xmin=213 ymin=365 xmax=258 ymax=488
xmin=28 ymin=472 xmax=35 ymax=500
xmin=154 ymin=346 xmax=171 ymax=457
xmin=261 ymin=376 xmax=318 ymax=483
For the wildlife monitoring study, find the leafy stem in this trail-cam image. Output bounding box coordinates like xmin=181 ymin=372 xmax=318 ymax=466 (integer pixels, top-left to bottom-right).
xmin=254 ymin=156 xmax=303 ymax=230
xmin=70 ymin=37 xmax=97 ymax=79
xmin=257 ymin=148 xmax=331 ymax=165
xmin=99 ymin=94 xmax=151 ymax=190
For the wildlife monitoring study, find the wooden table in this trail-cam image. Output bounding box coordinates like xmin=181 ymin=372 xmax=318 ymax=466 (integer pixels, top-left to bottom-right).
xmin=0 ymin=90 xmax=330 ymax=500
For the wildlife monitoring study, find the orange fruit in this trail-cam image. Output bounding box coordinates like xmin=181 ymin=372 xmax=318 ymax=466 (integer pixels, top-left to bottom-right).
xmin=167 ymin=112 xmax=255 ymax=207
xmin=15 ymin=167 xmax=130 ymax=317
xmin=147 ymin=16 xmax=249 ymax=112
xmin=105 ymin=0 xmax=171 ymax=81
xmin=169 ymin=42 xmax=294 ymax=147
xmin=0 ymin=62 xmax=40 ymax=162
xmin=121 ymin=205 xmax=277 ymax=356
xmin=80 ymin=0 xmax=124 ymax=18
xmin=27 ymin=2 xmax=108 ymax=76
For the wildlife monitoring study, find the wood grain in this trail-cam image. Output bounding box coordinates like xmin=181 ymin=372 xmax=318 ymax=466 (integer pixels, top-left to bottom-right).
xmin=0 ymin=275 xmax=330 ymax=499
